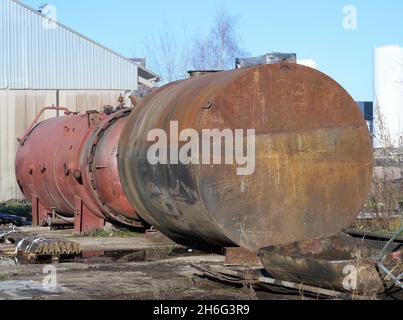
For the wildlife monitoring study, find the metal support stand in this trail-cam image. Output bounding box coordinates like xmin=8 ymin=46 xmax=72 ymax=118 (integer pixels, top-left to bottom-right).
xmin=74 ymin=196 xmax=105 ymax=233
xmin=31 ymin=195 xmax=48 ymax=227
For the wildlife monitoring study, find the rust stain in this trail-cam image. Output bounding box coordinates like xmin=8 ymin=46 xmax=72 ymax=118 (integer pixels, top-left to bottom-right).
xmin=118 ymin=63 xmax=373 ymax=251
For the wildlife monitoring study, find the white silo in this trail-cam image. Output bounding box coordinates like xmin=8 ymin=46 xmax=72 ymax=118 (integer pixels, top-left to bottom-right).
xmin=374 ymin=45 xmax=403 ymax=147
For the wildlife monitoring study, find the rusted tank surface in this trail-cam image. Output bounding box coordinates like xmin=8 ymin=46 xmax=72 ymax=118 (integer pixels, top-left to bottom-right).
xmin=118 ymin=62 xmax=373 ymax=251
xmin=15 ymin=108 xmax=142 ymax=230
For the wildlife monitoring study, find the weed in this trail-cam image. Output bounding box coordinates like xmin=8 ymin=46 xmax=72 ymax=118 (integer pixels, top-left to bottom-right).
xmin=0 ymin=274 xmax=9 ymax=282
xmin=81 ymin=227 xmax=143 ymax=238
xmin=351 ymin=218 xmax=402 ymax=235
xmin=0 ymin=200 xmax=32 ymax=219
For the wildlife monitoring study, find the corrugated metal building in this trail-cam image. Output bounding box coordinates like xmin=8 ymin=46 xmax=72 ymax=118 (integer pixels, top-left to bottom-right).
xmin=0 ymin=0 xmax=159 ymax=202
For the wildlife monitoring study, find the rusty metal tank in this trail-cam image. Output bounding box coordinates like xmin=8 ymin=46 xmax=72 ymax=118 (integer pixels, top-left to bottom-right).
xmin=15 ymin=107 xmax=142 ymax=231
xmin=118 ymin=62 xmax=373 ymax=251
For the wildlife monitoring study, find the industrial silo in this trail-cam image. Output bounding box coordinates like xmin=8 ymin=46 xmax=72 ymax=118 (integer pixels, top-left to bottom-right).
xmin=374 ymin=45 xmax=403 ymax=147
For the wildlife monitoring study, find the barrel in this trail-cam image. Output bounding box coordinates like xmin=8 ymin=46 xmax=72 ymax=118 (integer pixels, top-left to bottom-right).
xmin=118 ymin=62 xmax=373 ymax=251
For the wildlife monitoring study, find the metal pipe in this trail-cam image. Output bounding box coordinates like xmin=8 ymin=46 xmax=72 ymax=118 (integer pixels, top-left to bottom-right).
xmin=18 ymin=107 xmax=72 ymax=145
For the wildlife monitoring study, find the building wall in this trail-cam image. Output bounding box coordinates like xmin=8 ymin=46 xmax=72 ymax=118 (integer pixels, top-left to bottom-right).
xmin=0 ymin=89 xmax=124 ymax=202
xmin=1 ymin=0 xmax=139 ymax=91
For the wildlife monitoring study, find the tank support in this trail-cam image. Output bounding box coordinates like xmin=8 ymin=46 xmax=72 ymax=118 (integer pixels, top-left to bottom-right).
xmin=31 ymin=195 xmax=49 ymax=227
xmin=74 ymin=196 xmax=105 ymax=233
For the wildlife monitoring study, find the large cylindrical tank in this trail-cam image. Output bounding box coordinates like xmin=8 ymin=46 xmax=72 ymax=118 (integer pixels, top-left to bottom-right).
xmin=374 ymin=45 xmax=403 ymax=147
xmin=16 ymin=108 xmax=142 ymax=228
xmin=118 ymin=63 xmax=373 ymax=251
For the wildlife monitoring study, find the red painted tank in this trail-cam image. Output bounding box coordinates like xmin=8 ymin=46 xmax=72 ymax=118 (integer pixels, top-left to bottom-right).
xmin=15 ymin=107 xmax=143 ymax=232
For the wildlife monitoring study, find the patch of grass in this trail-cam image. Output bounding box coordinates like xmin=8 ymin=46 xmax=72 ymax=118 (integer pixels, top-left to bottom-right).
xmin=350 ymin=217 xmax=402 ymax=235
xmin=0 ymin=200 xmax=32 ymax=219
xmin=0 ymin=274 xmax=9 ymax=282
xmin=81 ymin=227 xmax=143 ymax=238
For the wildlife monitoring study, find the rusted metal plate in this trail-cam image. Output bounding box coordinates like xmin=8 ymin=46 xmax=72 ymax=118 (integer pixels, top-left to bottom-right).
xmin=191 ymin=264 xmax=369 ymax=299
xmin=258 ymin=234 xmax=402 ymax=294
xmin=118 ymin=63 xmax=373 ymax=251
xmin=224 ymin=247 xmax=263 ymax=267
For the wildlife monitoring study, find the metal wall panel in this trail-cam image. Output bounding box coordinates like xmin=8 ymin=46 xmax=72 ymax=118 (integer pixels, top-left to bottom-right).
xmin=0 ymin=0 xmax=138 ymax=90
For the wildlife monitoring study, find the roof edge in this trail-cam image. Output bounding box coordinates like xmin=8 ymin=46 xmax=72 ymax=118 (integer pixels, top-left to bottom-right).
xmin=11 ymin=0 xmax=140 ymax=67
xmin=138 ymin=65 xmax=161 ymax=82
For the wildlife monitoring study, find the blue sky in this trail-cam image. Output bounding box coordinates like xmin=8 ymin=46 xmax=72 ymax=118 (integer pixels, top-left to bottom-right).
xmin=21 ymin=0 xmax=403 ymax=101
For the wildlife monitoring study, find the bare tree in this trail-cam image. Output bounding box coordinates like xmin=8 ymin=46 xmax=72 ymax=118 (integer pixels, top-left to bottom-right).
xmin=346 ymin=84 xmax=402 ymax=235
xmin=192 ymin=8 xmax=247 ymax=70
xmin=140 ymin=8 xmax=247 ymax=84
xmin=142 ymin=23 xmax=192 ymax=84
xmin=361 ymin=96 xmax=403 ymax=233
xmin=374 ymin=96 xmax=395 ymax=150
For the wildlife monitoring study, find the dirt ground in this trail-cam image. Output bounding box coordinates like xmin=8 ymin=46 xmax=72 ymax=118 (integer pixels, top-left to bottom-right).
xmin=0 ymin=254 xmax=306 ymax=300
xmin=0 ymin=227 xmax=401 ymax=300
xmin=0 ymin=227 xmax=303 ymax=300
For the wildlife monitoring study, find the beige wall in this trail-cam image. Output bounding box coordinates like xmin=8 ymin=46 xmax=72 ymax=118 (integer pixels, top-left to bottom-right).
xmin=0 ymin=89 xmax=125 ymax=202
